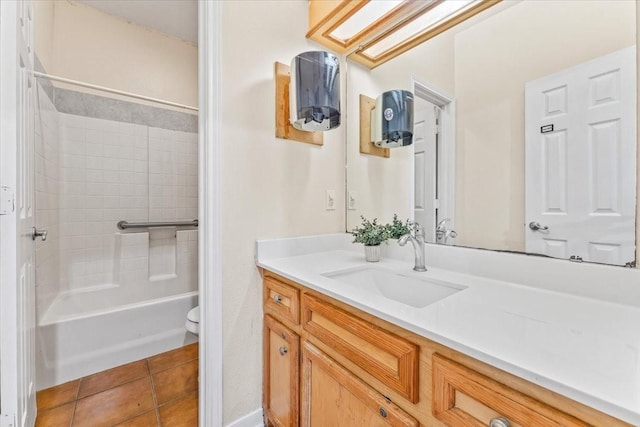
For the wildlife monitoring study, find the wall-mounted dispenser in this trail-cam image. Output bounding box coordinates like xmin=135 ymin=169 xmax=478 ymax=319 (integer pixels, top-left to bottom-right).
xmin=275 ymin=51 xmax=340 ymax=145
xmin=289 ymin=51 xmax=341 ymax=132
xmin=370 ymin=90 xmax=414 ymax=148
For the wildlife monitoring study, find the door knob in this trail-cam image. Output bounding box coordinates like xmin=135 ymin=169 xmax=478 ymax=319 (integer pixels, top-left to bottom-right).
xmin=528 ymin=221 xmax=548 ymax=231
xmin=32 ymin=227 xmax=47 ymax=241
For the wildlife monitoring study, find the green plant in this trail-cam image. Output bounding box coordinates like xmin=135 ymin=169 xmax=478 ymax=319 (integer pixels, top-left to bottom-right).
xmin=351 ymin=216 xmax=390 ymax=246
xmin=386 ymin=214 xmax=413 ymax=239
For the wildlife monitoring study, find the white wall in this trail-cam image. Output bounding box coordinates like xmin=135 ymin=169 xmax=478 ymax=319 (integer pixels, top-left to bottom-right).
xmin=34 ymin=0 xmax=198 ymax=108
xmin=219 ymin=1 xmax=345 ymax=423
xmin=34 ymin=0 xmax=55 ymax=71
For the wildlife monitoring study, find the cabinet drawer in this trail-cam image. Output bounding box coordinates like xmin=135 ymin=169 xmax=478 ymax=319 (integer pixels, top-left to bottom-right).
xmin=264 ymin=276 xmax=300 ymax=325
xmin=302 ymin=341 xmax=418 ymax=427
xmin=432 ymin=354 xmax=588 ymax=427
xmin=302 ymin=294 xmax=419 ymax=403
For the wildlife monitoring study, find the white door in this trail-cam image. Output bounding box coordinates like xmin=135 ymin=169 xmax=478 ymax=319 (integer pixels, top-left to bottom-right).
xmin=414 ymin=101 xmax=438 ymax=242
xmin=1 ymin=1 xmax=37 ymax=426
xmin=525 ymin=46 xmax=636 ymax=266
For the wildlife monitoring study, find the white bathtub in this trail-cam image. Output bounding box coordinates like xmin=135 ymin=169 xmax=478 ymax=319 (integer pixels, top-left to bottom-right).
xmin=36 ymin=288 xmax=198 ymax=390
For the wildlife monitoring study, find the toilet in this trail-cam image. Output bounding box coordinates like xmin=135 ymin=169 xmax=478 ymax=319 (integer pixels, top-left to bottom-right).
xmin=185 ymin=306 xmax=199 ymax=335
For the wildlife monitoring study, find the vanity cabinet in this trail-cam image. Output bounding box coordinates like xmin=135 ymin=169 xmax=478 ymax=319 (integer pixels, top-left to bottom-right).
xmin=261 ymin=270 xmax=631 ymax=427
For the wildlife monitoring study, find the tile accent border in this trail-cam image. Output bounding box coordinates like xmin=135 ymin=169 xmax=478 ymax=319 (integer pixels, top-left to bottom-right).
xmin=54 ymin=89 xmax=197 ymax=133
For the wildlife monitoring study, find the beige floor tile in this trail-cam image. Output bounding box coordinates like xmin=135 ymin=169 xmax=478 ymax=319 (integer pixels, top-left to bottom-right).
xmin=158 ymin=392 xmax=198 ymax=427
xmin=152 ymin=359 xmax=198 ymax=404
xmin=73 ymin=377 xmax=154 ymax=427
xmin=78 ymin=360 xmax=148 ymax=399
xmin=35 ymin=402 xmax=75 ymax=427
xmin=113 ymin=409 xmax=159 ymax=426
xmin=37 ymin=380 xmax=80 ymax=411
xmin=147 ymin=343 xmax=198 ymax=374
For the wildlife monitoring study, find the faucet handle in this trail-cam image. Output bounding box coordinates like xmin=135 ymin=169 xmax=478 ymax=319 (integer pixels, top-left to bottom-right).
xmin=436 ymin=218 xmax=450 ymax=230
xmin=413 ymin=222 xmax=425 ymax=237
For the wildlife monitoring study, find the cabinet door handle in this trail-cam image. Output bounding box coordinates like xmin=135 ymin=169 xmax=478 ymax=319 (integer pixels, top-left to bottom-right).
xmin=273 ymin=294 xmax=282 ymax=304
xmin=379 ymin=407 xmax=387 ymax=418
xmin=489 ymin=417 xmax=510 ymax=427
xmin=279 ymin=346 xmax=288 ymax=356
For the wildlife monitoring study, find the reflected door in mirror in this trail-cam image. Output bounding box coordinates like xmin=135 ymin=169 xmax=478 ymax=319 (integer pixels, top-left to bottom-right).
xmin=525 ymin=47 xmax=636 ymax=266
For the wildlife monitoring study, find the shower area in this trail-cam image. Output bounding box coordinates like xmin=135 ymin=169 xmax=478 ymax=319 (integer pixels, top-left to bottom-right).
xmin=32 ymin=1 xmax=199 ymax=389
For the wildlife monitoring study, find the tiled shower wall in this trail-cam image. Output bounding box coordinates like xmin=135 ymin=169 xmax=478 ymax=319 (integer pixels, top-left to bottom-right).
xmin=35 ymin=83 xmax=198 ymax=317
xmin=35 ymin=85 xmax=61 ymax=316
xmin=57 ymin=114 xmax=198 ymax=291
xmin=148 ymin=128 xmax=198 ymax=222
xmin=58 ymin=114 xmax=148 ymax=290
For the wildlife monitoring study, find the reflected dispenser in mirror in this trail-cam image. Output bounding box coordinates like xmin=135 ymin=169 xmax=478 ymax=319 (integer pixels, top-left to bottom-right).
xmin=290 ymin=51 xmax=341 ymax=132
xmin=371 ymin=90 xmax=414 ymax=148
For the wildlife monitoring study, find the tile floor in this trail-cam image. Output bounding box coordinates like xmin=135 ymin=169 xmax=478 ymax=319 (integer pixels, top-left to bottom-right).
xmin=35 ymin=342 xmax=199 ymax=427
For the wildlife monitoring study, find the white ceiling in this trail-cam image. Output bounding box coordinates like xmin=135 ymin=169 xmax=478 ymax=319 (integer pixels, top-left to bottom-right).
xmin=76 ymin=0 xmax=198 ymax=44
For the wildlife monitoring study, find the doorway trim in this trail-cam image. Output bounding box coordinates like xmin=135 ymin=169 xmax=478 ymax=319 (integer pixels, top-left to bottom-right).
xmin=412 ymin=78 xmax=456 ymax=234
xmin=198 ymin=1 xmax=223 ymax=426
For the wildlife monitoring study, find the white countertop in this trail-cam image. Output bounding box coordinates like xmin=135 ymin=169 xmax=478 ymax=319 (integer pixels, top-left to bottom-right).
xmin=255 ymin=234 xmax=640 ymax=425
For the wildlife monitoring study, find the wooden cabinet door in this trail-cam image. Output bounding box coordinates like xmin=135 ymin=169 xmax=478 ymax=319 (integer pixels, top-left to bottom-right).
xmin=301 ymin=341 xmax=418 ymax=427
xmin=264 ymin=315 xmax=300 ymax=427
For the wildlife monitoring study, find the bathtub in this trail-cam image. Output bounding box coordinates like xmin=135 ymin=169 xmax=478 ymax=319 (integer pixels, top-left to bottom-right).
xmin=36 ymin=287 xmax=198 ymax=390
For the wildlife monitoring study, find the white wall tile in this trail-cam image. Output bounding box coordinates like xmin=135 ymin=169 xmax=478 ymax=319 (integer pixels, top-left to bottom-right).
xmin=37 ymin=108 xmax=198 ymax=311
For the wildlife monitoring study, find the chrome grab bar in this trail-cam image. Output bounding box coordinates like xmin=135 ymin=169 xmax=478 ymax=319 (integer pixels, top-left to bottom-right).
xmin=117 ymin=219 xmax=198 ymax=230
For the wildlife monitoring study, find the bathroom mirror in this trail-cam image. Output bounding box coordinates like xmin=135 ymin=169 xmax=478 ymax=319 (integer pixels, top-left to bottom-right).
xmin=345 ymin=0 xmax=637 ymax=267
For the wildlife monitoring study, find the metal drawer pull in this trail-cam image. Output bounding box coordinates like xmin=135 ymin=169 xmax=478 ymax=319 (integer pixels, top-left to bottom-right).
xmin=489 ymin=417 xmax=510 ymax=427
xmin=379 ymin=407 xmax=388 ymax=418
xmin=273 ymin=294 xmax=283 ymax=304
xmin=279 ymin=346 xmax=288 ymax=356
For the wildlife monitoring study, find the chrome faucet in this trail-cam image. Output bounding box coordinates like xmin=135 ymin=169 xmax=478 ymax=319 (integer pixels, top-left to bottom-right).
xmin=435 ymin=218 xmax=457 ymax=244
xmin=398 ymin=223 xmax=427 ymax=272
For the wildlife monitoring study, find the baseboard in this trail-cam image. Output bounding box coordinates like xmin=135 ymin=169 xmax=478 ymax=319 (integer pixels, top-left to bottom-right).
xmin=224 ymin=408 xmax=264 ymax=427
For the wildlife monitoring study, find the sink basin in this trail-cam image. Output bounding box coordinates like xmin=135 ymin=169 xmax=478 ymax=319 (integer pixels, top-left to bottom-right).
xmin=323 ymin=267 xmax=466 ymax=308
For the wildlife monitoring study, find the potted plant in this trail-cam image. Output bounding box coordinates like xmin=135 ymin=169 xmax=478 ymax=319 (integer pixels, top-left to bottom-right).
xmin=351 ymin=216 xmax=389 ymax=262
xmin=386 ymin=214 xmax=413 ymax=240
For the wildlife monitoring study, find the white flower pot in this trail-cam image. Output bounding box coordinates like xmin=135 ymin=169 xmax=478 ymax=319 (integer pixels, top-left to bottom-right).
xmin=364 ymin=245 xmax=381 ymax=262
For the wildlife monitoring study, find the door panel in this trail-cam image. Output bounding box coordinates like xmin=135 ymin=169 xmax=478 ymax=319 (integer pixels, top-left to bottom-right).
xmin=525 ymin=46 xmax=636 ymax=265
xmin=0 ymin=0 xmax=37 ymax=425
xmin=414 ymin=101 xmax=437 ymax=241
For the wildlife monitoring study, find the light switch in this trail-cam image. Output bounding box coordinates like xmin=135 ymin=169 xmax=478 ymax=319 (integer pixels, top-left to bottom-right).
xmin=348 ymin=191 xmax=357 ymax=210
xmin=326 ymin=189 xmax=336 ymax=211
